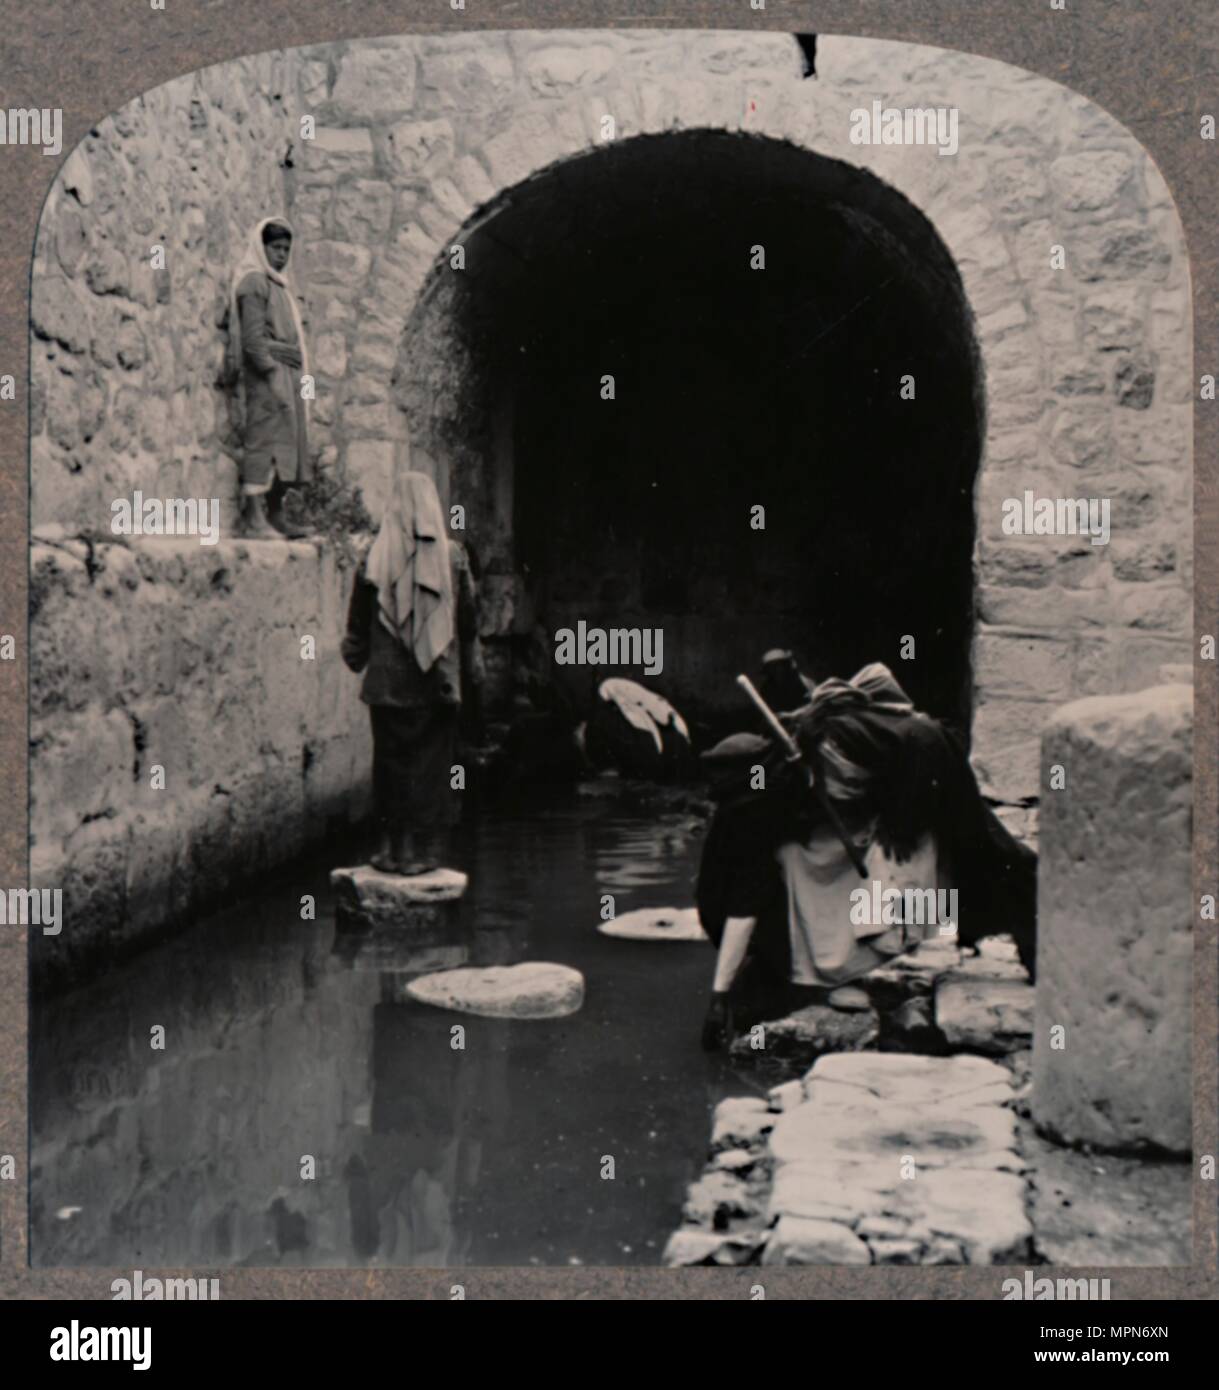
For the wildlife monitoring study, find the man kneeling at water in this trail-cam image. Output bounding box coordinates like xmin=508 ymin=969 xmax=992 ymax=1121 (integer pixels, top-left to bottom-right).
xmin=697 ymin=662 xmax=1036 ymax=1050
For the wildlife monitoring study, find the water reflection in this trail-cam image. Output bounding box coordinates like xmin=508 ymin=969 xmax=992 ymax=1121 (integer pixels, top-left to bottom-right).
xmin=31 ymin=795 xmax=749 ymax=1267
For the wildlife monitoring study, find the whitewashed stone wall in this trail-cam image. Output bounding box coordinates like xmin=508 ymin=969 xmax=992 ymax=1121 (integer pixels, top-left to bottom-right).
xmin=30 ymin=31 xmax=1192 ymax=971
xmin=29 ymin=50 xmax=373 ymax=980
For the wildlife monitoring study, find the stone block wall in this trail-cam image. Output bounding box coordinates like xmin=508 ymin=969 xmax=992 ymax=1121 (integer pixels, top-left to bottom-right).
xmin=30 ymin=534 xmax=370 ymax=986
xmin=31 ymin=48 xmax=305 ymax=534
xmin=286 ymin=31 xmax=1192 ymax=800
xmin=29 ymin=31 xmax=1193 ymax=971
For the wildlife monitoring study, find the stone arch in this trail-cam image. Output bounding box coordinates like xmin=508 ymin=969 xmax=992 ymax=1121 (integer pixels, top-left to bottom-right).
xmin=392 ymin=128 xmax=986 ymax=733
xmin=28 ymin=32 xmax=1195 ymax=964
xmin=293 ymin=32 xmax=1190 ymax=794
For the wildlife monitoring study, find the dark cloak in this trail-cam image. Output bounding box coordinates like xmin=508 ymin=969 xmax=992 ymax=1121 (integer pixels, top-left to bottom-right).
xmin=695 ymin=709 xmax=1038 ymax=989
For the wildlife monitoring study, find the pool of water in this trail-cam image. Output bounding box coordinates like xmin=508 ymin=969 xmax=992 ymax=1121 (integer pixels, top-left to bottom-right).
xmin=30 ymin=791 xmax=753 ymax=1268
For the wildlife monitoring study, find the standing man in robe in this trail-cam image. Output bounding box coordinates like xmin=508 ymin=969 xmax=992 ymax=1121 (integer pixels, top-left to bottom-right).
xmin=228 ymin=216 xmax=312 ymax=538
xmin=342 ymin=471 xmax=483 ymax=875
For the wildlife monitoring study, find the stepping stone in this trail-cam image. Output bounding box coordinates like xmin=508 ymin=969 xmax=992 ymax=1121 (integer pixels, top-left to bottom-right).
xmin=330 ymin=865 xmax=467 ymax=936
xmin=906 ymin=1168 xmax=1032 ymax=1264
xmin=935 ymin=956 xmax=1034 ymax=1054
xmin=403 ymin=961 xmax=584 ymax=1019
xmin=598 ymin=905 xmax=707 ymax=941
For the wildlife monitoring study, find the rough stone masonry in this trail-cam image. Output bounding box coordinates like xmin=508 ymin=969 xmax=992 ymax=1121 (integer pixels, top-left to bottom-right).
xmin=29 ymin=31 xmax=1192 ymax=974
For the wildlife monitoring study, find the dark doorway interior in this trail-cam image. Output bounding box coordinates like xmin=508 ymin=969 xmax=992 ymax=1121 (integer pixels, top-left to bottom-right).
xmin=397 ymin=131 xmax=983 ymax=740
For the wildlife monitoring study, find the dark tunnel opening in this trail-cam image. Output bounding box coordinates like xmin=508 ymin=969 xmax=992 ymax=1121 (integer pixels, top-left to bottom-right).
xmin=396 ymin=130 xmax=984 ymax=742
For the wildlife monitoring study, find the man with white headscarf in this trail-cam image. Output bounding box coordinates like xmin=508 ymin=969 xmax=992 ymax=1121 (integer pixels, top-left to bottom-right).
xmin=342 ymin=471 xmax=483 ymax=874
xmin=228 ymin=216 xmax=312 ymax=537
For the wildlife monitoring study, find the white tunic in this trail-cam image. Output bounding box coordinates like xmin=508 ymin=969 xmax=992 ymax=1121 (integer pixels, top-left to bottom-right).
xmin=778 ymin=827 xmax=943 ymax=987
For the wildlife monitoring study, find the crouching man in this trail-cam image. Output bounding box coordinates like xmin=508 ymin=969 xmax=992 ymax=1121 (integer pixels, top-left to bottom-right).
xmin=697 ymin=662 xmax=1036 ymax=1050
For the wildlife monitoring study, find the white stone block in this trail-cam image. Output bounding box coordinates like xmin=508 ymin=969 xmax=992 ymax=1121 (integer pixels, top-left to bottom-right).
xmin=1032 ymin=685 xmax=1191 ymax=1153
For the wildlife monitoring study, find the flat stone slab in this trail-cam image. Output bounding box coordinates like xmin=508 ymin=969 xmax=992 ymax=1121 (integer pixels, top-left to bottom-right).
xmin=758 ymin=1052 xmax=1032 ymax=1265
xmin=598 ymin=906 xmax=707 ymax=942
xmin=935 ymin=956 xmax=1034 ymax=1054
xmin=769 ymin=1102 xmax=1020 ymax=1176
xmin=806 ymin=1051 xmax=1015 ymax=1111
xmin=330 ymin=865 xmax=468 ymax=935
xmin=403 ymin=962 xmax=584 ymax=1019
xmin=331 ymin=864 xmax=468 ymax=903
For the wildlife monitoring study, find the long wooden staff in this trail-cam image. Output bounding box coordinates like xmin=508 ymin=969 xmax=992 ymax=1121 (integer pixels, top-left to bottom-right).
xmin=736 ymin=674 xmax=869 ymax=879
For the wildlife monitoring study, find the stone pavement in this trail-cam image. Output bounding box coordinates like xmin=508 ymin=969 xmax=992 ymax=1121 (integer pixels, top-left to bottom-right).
xmin=666 ymin=1051 xmax=1032 ymax=1267
xmin=667 ymin=936 xmax=1047 ymax=1267
xmin=666 ymin=926 xmax=1190 ymax=1267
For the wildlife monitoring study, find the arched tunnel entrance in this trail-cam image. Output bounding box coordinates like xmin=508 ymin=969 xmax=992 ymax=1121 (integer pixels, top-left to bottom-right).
xmin=395 ymin=130 xmax=984 ymax=740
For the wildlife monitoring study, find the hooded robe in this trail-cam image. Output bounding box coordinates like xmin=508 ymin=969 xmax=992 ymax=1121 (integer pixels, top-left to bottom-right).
xmin=695 ymin=664 xmax=1037 ymax=994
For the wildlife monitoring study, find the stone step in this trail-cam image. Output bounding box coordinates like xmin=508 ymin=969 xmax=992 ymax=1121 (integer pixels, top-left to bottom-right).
xmin=329 ymin=864 xmax=467 ymax=937
xmin=597 ymin=905 xmax=707 ymax=941
xmin=403 ymin=962 xmax=585 ymax=1019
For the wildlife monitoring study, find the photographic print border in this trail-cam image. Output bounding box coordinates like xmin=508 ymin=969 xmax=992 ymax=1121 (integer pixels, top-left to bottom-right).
xmin=1 ymin=0 xmax=1214 ymax=1300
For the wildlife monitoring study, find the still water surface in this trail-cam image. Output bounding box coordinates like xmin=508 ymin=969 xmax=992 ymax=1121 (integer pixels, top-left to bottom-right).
xmin=31 ymin=794 xmax=751 ymax=1267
